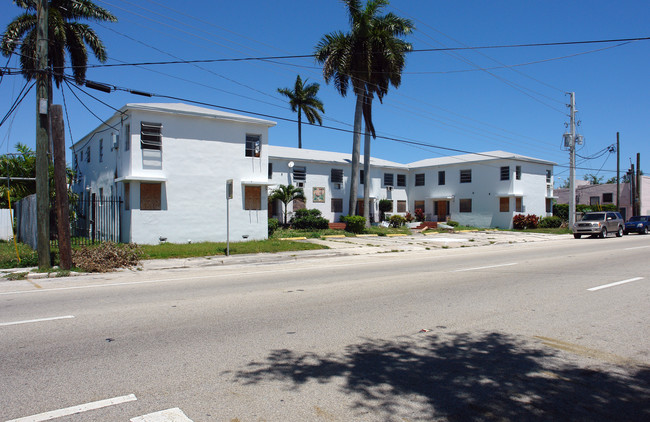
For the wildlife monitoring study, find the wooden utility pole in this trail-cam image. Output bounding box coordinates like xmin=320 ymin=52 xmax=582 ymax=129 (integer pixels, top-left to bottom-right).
xmin=636 ymin=153 xmax=641 ymax=216
xmin=36 ymin=0 xmax=50 ymax=268
xmin=51 ymin=105 xmax=71 ymax=269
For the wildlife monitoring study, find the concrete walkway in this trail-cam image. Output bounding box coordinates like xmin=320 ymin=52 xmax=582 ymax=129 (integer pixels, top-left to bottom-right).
xmin=0 ymin=231 xmax=572 ymax=279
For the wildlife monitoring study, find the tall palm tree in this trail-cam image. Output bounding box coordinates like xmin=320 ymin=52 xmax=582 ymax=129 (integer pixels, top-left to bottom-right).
xmin=277 ymin=75 xmax=325 ymax=149
xmin=315 ymin=0 xmax=412 ymax=217
xmin=269 ymin=184 xmax=305 ymax=226
xmin=1 ymin=0 xmax=117 ymax=89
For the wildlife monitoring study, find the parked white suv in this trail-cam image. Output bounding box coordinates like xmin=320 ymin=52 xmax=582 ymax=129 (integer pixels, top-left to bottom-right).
xmin=573 ymin=212 xmax=624 ymax=239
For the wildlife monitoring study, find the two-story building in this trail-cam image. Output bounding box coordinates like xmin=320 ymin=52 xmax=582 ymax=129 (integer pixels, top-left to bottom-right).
xmin=73 ymin=102 xmax=556 ymax=244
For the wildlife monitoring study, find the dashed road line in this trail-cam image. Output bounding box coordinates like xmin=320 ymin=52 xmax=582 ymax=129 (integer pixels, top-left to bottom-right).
xmin=587 ymin=277 xmax=644 ymax=291
xmin=451 ymin=263 xmax=518 ymax=272
xmin=131 ymin=407 xmax=194 ymax=422
xmin=5 ymin=394 xmax=137 ymax=422
xmin=0 ymin=315 xmax=74 ymax=327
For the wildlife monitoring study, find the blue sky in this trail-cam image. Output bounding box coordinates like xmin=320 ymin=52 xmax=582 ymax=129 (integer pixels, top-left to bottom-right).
xmin=1 ymin=0 xmax=648 ymax=186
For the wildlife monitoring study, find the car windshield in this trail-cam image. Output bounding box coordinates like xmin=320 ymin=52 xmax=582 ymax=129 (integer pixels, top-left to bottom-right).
xmin=582 ymin=213 xmax=605 ymax=221
xmin=628 ymin=216 xmax=645 ymax=222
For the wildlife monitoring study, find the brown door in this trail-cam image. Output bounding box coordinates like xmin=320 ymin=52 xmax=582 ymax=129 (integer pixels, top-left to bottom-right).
xmin=356 ymin=199 xmax=364 ymax=216
xmin=437 ymin=201 xmax=447 ymax=221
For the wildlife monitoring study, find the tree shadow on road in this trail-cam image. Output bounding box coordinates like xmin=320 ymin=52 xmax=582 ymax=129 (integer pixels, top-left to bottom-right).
xmin=230 ymin=331 xmax=650 ymax=421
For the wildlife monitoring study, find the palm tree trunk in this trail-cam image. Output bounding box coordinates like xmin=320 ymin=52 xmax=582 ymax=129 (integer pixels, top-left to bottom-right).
xmin=297 ymin=109 xmax=302 ymax=149
xmin=363 ymin=125 xmax=371 ymax=227
xmin=348 ymin=94 xmax=363 ymax=216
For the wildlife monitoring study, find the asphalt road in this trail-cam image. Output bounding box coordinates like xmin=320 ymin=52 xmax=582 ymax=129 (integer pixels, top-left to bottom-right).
xmin=1 ymin=234 xmax=649 ymax=421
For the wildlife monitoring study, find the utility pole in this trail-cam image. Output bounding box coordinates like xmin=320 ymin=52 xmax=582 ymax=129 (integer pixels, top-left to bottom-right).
xmin=616 ymin=132 xmax=620 ymax=210
xmin=51 ymin=105 xmax=72 ymax=269
xmin=636 ymin=153 xmax=641 ymax=216
xmin=567 ymin=92 xmax=577 ymax=229
xmin=36 ymin=0 xmax=50 ymax=268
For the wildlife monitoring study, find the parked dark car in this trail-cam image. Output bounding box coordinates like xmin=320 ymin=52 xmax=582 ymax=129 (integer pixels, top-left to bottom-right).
xmin=624 ymin=215 xmax=650 ymax=235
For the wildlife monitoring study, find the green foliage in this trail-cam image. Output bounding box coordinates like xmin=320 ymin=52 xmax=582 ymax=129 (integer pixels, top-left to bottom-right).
xmin=539 ymin=216 xmax=562 ymax=228
xmin=268 ymin=218 xmax=279 ymax=236
xmin=290 ymin=208 xmax=329 ymax=230
xmin=389 ymin=214 xmax=406 ymax=228
xmin=513 ymin=214 xmax=540 ymax=230
xmin=447 ymin=220 xmax=460 ymax=227
xmin=72 ymin=242 xmax=142 ymax=272
xmin=269 ymin=184 xmax=305 ymax=225
xmin=553 ymin=203 xmax=619 ymax=221
xmin=583 ymin=174 xmax=603 ymax=185
xmin=404 ymin=212 xmax=414 ymax=222
xmin=277 ymin=75 xmax=325 ymax=149
xmin=341 ymin=215 xmax=366 ymax=233
xmin=378 ymin=199 xmax=393 ymax=221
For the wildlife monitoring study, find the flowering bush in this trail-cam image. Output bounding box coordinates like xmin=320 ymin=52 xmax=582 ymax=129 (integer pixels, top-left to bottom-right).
xmin=404 ymin=212 xmax=414 ymax=223
xmin=414 ymin=208 xmax=425 ymax=222
xmin=513 ymin=214 xmax=540 ymax=230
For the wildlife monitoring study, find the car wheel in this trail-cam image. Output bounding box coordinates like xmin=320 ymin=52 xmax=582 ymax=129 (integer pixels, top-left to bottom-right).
xmin=644 ymin=227 xmax=648 ymax=235
xmin=573 ymin=234 xmax=581 ymax=239
xmin=600 ymin=227 xmax=607 ymax=238
xmin=616 ymin=226 xmax=623 ymax=237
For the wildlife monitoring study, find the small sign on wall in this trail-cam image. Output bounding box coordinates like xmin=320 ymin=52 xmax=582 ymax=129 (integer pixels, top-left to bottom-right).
xmin=313 ymin=187 xmax=325 ymax=203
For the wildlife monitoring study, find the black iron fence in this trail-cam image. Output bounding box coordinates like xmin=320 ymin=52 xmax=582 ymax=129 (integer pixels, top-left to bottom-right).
xmin=68 ymin=194 xmax=122 ymax=246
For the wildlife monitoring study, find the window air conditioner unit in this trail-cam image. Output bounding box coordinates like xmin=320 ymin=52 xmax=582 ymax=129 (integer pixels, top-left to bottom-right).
xmin=387 ymin=186 xmax=393 ymax=191
xmin=335 ymin=183 xmax=342 ymax=190
xmin=297 ymin=182 xmax=304 ymax=188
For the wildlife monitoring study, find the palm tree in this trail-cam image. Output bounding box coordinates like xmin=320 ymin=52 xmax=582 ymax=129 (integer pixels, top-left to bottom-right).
xmin=277 ymin=75 xmax=325 ymax=149
xmin=269 ymin=184 xmax=305 ymax=226
xmin=315 ymin=0 xmax=412 ymax=217
xmin=1 ymin=0 xmax=117 ymax=89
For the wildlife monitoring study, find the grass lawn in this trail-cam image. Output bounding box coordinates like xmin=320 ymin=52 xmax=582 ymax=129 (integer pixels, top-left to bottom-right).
xmin=270 ymin=226 xmax=412 ymax=239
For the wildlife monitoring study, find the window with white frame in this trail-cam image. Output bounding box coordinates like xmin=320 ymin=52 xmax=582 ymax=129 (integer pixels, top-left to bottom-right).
xmin=244 ymin=186 xmax=262 ymax=210
xmin=141 ymin=122 xmax=162 ymax=150
xmin=500 ymin=166 xmax=509 ymax=181
xmin=415 ymin=173 xmax=425 ymax=186
xmin=397 ymin=174 xmax=406 ymax=187
xmin=516 ymin=166 xmax=522 ymax=180
xmin=397 ymin=200 xmax=406 ymax=213
xmin=331 ymin=198 xmax=343 ymax=213
xmin=499 ymin=197 xmax=509 ymax=212
xmin=331 ymin=168 xmax=343 ymax=183
xmin=384 ymin=173 xmax=394 ymax=186
xmin=438 ymin=171 xmax=445 ymax=185
xmin=546 ymin=169 xmax=552 ymax=183
xmin=460 ymin=169 xmax=471 ymax=183
xmin=515 ymin=197 xmax=523 ymax=212
xmin=245 ymin=134 xmax=261 ymax=157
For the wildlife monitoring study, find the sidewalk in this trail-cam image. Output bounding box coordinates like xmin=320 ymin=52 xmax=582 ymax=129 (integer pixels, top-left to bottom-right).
xmin=0 ymin=231 xmax=572 ymax=279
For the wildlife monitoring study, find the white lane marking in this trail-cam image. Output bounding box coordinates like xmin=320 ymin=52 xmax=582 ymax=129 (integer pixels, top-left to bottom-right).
xmin=451 ymin=263 xmax=518 ymax=272
xmin=624 ymin=245 xmax=650 ymax=250
xmin=0 ymin=315 xmax=74 ymax=327
xmin=131 ymin=407 xmax=194 ymax=422
xmin=6 ymin=394 xmax=137 ymax=422
xmin=587 ymin=277 xmax=644 ymax=291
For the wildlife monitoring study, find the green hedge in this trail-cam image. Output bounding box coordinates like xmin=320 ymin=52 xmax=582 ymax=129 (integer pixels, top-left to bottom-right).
xmin=341 ymin=215 xmax=366 ymax=233
xmin=553 ymin=203 xmax=618 ymax=221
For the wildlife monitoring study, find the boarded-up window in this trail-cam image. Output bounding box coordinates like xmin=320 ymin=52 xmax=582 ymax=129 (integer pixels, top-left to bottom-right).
xmin=331 ymin=198 xmax=343 ymax=213
xmin=546 ymin=198 xmax=552 ymax=213
xmin=414 ymin=200 xmax=425 ymax=213
xmin=124 ymin=183 xmax=130 ymax=210
xmin=499 ymin=197 xmax=509 ymax=212
xmin=459 ymin=199 xmax=472 ymax=213
xmin=515 ymin=197 xmax=523 ymax=212
xmin=140 ymin=183 xmax=161 ymax=210
xmin=293 ymin=198 xmax=306 ymax=211
xmin=244 ymin=186 xmax=261 ymax=210
xmin=397 ymin=200 xmax=406 ymax=213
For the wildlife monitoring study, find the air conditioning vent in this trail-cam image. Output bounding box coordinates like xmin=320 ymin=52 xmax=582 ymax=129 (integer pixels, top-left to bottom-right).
xmin=297 ymin=182 xmax=304 ymax=188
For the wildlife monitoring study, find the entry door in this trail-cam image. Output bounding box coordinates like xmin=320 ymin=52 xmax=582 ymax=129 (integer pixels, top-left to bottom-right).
xmin=356 ymin=199 xmax=364 ymax=216
xmin=437 ymin=201 xmax=448 ymax=221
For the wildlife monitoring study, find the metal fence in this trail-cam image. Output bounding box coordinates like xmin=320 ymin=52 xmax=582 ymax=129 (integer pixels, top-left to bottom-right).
xmin=68 ymin=194 xmax=122 ymax=246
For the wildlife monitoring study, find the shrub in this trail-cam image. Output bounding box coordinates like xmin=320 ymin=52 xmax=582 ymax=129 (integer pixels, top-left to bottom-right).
xmin=268 ymin=218 xmax=279 ymax=236
xmin=341 ymin=215 xmax=366 ymax=233
xmin=290 ymin=209 xmax=329 ymax=230
xmin=404 ymin=212 xmax=414 ymax=223
xmin=414 ymin=208 xmax=425 ymax=222
xmin=447 ymin=220 xmax=459 ymax=227
xmin=72 ymin=242 xmax=142 ymax=272
xmin=513 ymin=214 xmax=540 ymax=230
xmin=553 ymin=203 xmax=618 ymax=221
xmin=389 ymin=214 xmax=406 ymax=228
xmin=378 ymin=199 xmax=393 ymax=221
xmin=539 ymin=216 xmax=562 ymax=228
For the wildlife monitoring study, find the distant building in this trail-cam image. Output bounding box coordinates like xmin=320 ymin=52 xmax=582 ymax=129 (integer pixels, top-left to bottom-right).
xmin=555 ymin=176 xmax=649 ymax=220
